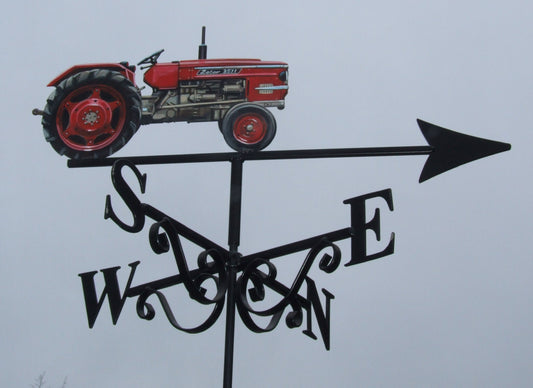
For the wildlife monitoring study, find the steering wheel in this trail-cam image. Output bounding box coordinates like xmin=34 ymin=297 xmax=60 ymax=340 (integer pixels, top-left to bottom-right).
xmin=137 ymin=49 xmax=165 ymax=66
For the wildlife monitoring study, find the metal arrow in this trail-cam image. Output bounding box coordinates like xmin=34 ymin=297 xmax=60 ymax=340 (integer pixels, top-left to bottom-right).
xmin=68 ymin=119 xmax=511 ymax=183
xmin=416 ymin=119 xmax=511 ymax=182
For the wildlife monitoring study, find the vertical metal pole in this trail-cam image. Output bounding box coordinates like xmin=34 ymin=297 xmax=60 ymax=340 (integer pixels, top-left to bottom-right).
xmin=223 ymin=157 xmax=243 ymax=388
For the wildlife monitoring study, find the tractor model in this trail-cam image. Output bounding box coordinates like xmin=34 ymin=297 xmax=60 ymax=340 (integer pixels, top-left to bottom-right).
xmin=34 ymin=27 xmax=289 ymax=159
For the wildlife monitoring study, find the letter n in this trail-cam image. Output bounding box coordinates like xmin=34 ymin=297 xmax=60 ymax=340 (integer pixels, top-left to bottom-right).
xmin=302 ymin=277 xmax=335 ymax=350
xmin=78 ymin=261 xmax=140 ymax=328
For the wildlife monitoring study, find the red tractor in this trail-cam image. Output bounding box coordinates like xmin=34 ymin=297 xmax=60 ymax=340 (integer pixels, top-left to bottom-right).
xmin=34 ymin=28 xmax=289 ymax=159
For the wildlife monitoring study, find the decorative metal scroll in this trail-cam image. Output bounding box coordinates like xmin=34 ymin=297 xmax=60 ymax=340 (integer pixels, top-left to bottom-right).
xmin=78 ymin=159 xmax=396 ymax=349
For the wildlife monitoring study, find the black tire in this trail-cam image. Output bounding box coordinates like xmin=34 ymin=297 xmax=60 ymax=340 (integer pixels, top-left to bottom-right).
xmin=221 ymin=103 xmax=276 ymax=153
xmin=42 ymin=69 xmax=141 ymax=159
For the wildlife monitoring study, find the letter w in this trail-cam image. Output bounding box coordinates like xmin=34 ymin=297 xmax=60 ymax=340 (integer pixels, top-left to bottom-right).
xmin=78 ymin=261 xmax=140 ymax=328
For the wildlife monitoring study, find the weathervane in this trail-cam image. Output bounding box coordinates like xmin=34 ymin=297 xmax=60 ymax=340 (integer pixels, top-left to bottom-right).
xmin=34 ymin=28 xmax=511 ymax=388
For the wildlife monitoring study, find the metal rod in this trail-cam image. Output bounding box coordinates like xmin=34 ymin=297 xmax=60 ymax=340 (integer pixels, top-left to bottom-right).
xmin=143 ymin=204 xmax=228 ymax=253
xmin=228 ymin=157 xmax=243 ymax=250
xmin=67 ymin=146 xmax=433 ymax=168
xmin=241 ymin=227 xmax=352 ymax=263
xmin=223 ymin=267 xmax=236 ymax=388
xmin=223 ymin=157 xmax=244 ymax=388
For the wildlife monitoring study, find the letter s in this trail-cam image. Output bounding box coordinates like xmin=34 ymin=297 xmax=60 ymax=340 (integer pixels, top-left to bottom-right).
xmin=104 ymin=160 xmax=147 ymax=233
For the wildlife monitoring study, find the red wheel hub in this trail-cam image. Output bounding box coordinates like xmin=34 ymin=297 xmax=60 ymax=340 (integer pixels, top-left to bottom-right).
xmin=56 ymin=84 xmax=126 ymax=151
xmin=232 ymin=113 xmax=267 ymax=144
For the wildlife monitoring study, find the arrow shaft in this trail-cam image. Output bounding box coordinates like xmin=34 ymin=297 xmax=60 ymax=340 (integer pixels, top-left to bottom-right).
xmin=67 ymin=120 xmax=510 ymax=183
xmin=67 ymin=146 xmax=433 ymax=168
xmin=244 ymin=146 xmax=433 ymax=161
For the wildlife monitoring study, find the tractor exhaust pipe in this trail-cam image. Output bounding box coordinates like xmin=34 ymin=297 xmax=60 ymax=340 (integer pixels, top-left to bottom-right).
xmin=198 ymin=26 xmax=207 ymax=60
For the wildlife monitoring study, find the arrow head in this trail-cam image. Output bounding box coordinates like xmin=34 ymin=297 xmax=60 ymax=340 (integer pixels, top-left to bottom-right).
xmin=418 ymin=119 xmax=511 ymax=182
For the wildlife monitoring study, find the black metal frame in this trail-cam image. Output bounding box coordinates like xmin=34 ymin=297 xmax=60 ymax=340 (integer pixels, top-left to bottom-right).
xmin=73 ymin=120 xmax=510 ymax=388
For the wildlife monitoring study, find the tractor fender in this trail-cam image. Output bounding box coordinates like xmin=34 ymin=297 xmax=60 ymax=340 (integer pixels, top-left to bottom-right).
xmin=47 ymin=63 xmax=136 ymax=87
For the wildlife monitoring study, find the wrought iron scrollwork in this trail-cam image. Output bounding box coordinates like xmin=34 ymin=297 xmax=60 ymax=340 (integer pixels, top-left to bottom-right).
xmin=136 ymin=218 xmax=228 ymax=333
xmin=236 ymin=239 xmax=341 ymax=339
xmin=148 ymin=218 xmax=227 ymax=304
xmin=136 ymin=287 xmax=225 ymax=334
xmin=81 ymin=158 xmax=396 ymax=351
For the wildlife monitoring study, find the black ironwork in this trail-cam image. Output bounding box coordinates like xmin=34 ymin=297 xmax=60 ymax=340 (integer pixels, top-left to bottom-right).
xmin=73 ymin=120 xmax=510 ymax=388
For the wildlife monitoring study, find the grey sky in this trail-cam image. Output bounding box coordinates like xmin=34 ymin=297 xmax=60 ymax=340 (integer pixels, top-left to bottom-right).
xmin=2 ymin=0 xmax=532 ymax=387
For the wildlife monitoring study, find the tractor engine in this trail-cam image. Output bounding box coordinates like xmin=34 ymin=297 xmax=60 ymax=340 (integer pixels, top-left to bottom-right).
xmin=141 ymin=79 xmax=246 ymax=124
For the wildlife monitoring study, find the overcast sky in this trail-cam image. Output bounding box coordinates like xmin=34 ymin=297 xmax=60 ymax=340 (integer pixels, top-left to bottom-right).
xmin=2 ymin=1 xmax=532 ymax=387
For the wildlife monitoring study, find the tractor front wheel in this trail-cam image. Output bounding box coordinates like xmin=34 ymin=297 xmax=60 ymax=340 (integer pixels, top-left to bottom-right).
xmin=221 ymin=103 xmax=276 ymax=153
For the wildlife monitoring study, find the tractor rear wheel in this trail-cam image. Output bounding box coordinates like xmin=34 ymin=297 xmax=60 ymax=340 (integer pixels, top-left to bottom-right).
xmin=42 ymin=69 xmax=141 ymax=159
xmin=221 ymin=103 xmax=276 ymax=153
